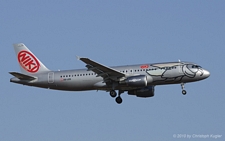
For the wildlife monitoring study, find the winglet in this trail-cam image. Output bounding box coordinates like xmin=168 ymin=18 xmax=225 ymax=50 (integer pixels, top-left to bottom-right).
xmin=76 ymin=56 xmax=80 ymax=60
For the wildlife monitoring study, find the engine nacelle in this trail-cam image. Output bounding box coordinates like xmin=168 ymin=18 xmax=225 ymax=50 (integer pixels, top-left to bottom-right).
xmin=125 ymin=75 xmax=147 ymax=87
xmin=128 ymin=86 xmax=155 ymax=98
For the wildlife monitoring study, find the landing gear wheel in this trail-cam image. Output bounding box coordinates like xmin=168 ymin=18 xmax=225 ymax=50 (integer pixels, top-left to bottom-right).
xmin=115 ymin=97 xmax=123 ymax=104
xmin=182 ymin=90 xmax=187 ymax=95
xmin=181 ymin=83 xmax=187 ymax=95
xmin=110 ymin=90 xmax=117 ymax=98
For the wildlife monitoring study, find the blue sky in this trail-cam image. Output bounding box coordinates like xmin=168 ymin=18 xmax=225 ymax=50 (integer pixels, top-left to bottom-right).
xmin=1 ymin=0 xmax=224 ymax=140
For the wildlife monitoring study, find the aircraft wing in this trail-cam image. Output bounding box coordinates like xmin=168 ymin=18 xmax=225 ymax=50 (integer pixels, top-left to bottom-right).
xmin=79 ymin=57 xmax=125 ymax=81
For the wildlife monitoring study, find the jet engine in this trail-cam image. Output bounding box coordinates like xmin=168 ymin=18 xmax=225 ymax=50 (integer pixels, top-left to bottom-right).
xmin=128 ymin=86 xmax=155 ymax=97
xmin=125 ymin=75 xmax=147 ymax=87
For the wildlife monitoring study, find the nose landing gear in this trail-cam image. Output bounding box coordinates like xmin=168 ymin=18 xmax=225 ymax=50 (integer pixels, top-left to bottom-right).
xmin=182 ymin=90 xmax=187 ymax=95
xmin=181 ymin=83 xmax=187 ymax=95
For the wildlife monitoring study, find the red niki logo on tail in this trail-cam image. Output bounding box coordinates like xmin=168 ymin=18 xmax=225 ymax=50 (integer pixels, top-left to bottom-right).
xmin=18 ymin=50 xmax=40 ymax=73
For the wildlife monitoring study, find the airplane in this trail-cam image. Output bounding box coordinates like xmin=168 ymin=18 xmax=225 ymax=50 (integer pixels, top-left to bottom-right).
xmin=9 ymin=43 xmax=210 ymax=104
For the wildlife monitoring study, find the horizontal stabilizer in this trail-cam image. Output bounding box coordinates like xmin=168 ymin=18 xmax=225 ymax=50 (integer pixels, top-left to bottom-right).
xmin=9 ymin=72 xmax=36 ymax=80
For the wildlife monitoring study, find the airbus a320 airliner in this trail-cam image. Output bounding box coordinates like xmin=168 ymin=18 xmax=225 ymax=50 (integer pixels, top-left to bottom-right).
xmin=9 ymin=43 xmax=210 ymax=104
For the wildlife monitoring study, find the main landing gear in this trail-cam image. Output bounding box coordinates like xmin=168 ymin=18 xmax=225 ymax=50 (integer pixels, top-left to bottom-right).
xmin=110 ymin=90 xmax=117 ymax=98
xmin=115 ymin=96 xmax=122 ymax=104
xmin=181 ymin=83 xmax=187 ymax=95
xmin=109 ymin=90 xmax=124 ymax=104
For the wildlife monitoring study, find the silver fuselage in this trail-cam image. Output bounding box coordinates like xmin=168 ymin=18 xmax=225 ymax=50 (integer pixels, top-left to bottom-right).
xmin=10 ymin=61 xmax=210 ymax=91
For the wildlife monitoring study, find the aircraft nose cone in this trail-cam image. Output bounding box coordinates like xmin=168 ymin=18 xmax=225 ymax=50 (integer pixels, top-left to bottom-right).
xmin=203 ymin=69 xmax=210 ymax=78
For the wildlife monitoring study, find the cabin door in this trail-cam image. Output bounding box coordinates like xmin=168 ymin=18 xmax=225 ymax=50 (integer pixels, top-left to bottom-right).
xmin=48 ymin=72 xmax=54 ymax=83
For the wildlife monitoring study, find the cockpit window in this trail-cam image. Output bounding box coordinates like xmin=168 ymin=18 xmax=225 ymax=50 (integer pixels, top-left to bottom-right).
xmin=192 ymin=65 xmax=201 ymax=68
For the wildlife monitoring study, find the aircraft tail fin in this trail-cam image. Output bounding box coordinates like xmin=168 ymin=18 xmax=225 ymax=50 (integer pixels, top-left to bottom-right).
xmin=13 ymin=43 xmax=50 ymax=74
